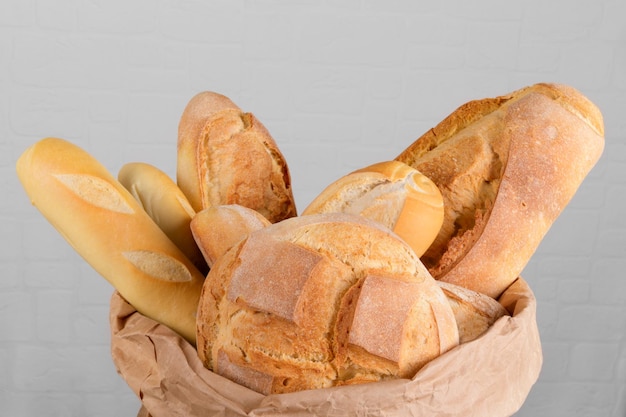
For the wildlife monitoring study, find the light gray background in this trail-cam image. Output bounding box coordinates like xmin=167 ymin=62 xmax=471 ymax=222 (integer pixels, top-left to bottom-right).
xmin=2 ymin=1 xmax=625 ymax=416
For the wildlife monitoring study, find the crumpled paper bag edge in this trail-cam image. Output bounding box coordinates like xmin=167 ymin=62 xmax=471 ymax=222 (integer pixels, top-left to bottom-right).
xmin=110 ymin=277 xmax=542 ymax=417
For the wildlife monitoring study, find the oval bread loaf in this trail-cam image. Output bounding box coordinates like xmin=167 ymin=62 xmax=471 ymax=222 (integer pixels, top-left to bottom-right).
xmin=16 ymin=138 xmax=205 ymax=344
xmin=177 ymin=91 xmax=297 ymax=223
xmin=196 ymin=212 xmax=459 ymax=394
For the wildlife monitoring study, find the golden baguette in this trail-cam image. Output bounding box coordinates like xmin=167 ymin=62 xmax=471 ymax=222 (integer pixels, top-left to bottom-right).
xmin=118 ymin=162 xmax=209 ymax=275
xmin=16 ymin=138 xmax=205 ymax=344
xmin=396 ymin=83 xmax=605 ymax=298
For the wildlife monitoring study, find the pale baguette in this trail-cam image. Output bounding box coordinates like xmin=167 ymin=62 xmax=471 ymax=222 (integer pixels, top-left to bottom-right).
xmin=17 ymin=138 xmax=205 ymax=344
xmin=118 ymin=162 xmax=209 ymax=275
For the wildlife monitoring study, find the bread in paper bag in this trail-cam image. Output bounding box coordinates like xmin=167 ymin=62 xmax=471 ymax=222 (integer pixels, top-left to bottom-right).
xmin=111 ymin=276 xmax=541 ymax=417
xmin=195 ymin=213 xmax=459 ymax=394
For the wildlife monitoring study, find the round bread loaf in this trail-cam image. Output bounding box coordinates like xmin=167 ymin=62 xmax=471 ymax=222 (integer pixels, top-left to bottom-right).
xmin=196 ymin=212 xmax=459 ymax=394
xmin=302 ymin=160 xmax=444 ymax=257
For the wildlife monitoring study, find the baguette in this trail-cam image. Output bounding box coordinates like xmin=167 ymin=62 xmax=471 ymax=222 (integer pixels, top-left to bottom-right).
xmin=177 ymin=91 xmax=297 ymax=223
xmin=396 ymin=83 xmax=605 ymax=298
xmin=302 ymin=160 xmax=444 ymax=257
xmin=17 ymin=138 xmax=205 ymax=344
xmin=118 ymin=162 xmax=209 ymax=275
xmin=196 ymin=212 xmax=459 ymax=394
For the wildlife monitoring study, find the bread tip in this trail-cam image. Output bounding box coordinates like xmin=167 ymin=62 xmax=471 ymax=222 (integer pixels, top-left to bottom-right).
xmin=529 ymin=82 xmax=605 ymax=138
xmin=16 ymin=137 xmax=59 ymax=186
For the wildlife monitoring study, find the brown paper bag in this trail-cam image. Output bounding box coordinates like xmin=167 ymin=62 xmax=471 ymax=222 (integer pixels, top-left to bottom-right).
xmin=110 ymin=277 xmax=542 ymax=417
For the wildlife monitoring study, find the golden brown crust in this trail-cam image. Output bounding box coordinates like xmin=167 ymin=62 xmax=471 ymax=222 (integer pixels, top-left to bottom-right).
xmin=118 ymin=162 xmax=208 ymax=275
xmin=177 ymin=91 xmax=297 ymax=223
xmin=302 ymin=160 xmax=444 ymax=257
xmin=345 ymin=274 xmax=457 ymax=377
xmin=396 ymin=83 xmax=605 ymax=298
xmin=195 ymin=213 xmax=459 ymax=394
xmin=176 ymin=92 xmax=239 ymax=212
xmin=437 ymin=281 xmax=508 ymax=343
xmin=396 ymin=83 xmax=603 ymax=166
xmin=17 ymin=138 xmax=206 ymax=344
xmin=190 ymin=204 xmax=270 ymax=268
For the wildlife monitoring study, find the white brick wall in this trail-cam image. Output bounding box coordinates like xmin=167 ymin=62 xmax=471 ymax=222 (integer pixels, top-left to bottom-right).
xmin=3 ymin=1 xmax=624 ymax=415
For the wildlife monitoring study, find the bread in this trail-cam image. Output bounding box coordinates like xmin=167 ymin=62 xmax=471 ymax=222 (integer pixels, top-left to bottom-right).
xmin=176 ymin=91 xmax=297 ymax=223
xmin=302 ymin=160 xmax=444 ymax=257
xmin=190 ymin=204 xmax=271 ymax=268
xmin=16 ymin=138 xmax=205 ymax=344
xmin=118 ymin=162 xmax=208 ymax=275
xmin=196 ymin=212 xmax=459 ymax=394
xmin=437 ymin=281 xmax=508 ymax=343
xmin=396 ymin=83 xmax=605 ymax=298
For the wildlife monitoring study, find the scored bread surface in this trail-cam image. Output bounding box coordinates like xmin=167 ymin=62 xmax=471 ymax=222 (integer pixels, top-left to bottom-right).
xmin=118 ymin=162 xmax=208 ymax=275
xmin=177 ymin=91 xmax=297 ymax=223
xmin=396 ymin=83 xmax=605 ymax=298
xmin=302 ymin=161 xmax=444 ymax=257
xmin=196 ymin=213 xmax=459 ymax=394
xmin=17 ymin=138 xmax=206 ymax=344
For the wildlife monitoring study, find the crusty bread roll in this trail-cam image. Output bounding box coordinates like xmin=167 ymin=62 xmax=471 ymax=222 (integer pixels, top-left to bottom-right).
xmin=118 ymin=162 xmax=208 ymax=275
xmin=190 ymin=204 xmax=271 ymax=268
xmin=302 ymin=160 xmax=444 ymax=257
xmin=396 ymin=83 xmax=605 ymax=298
xmin=437 ymin=281 xmax=508 ymax=344
xmin=176 ymin=91 xmax=297 ymax=223
xmin=17 ymin=138 xmax=205 ymax=344
xmin=196 ymin=212 xmax=459 ymax=394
